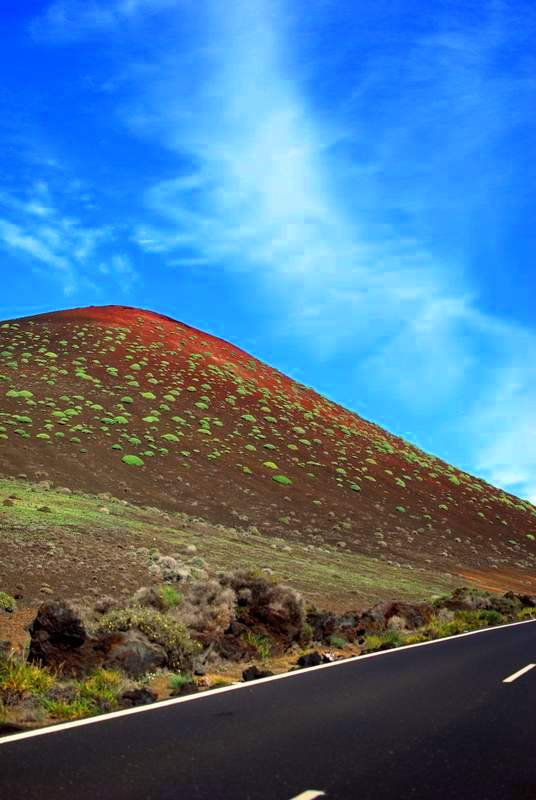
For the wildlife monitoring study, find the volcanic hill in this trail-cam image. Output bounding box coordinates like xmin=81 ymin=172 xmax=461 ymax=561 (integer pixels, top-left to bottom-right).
xmin=0 ymin=305 xmax=535 ymax=593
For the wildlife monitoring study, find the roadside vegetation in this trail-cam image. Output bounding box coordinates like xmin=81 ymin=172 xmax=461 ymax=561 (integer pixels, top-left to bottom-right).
xmin=1 ymin=575 xmax=534 ymax=734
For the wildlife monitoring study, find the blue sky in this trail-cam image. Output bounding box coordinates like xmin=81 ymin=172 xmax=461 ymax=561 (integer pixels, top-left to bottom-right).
xmin=1 ymin=0 xmax=535 ymax=501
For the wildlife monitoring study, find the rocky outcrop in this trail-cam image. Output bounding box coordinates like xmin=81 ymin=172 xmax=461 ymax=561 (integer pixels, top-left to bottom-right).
xmin=28 ymin=600 xmax=109 ymax=676
xmin=223 ymin=572 xmax=306 ymax=645
xmin=103 ymin=630 xmax=166 ymax=677
xmin=515 ymin=593 xmax=536 ymax=608
xmin=28 ymin=600 xmax=166 ymax=678
xmin=357 ymin=601 xmax=434 ymax=633
xmin=438 ymin=587 xmax=522 ymax=615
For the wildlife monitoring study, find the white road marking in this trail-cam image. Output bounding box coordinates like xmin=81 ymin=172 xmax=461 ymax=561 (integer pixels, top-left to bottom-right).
xmin=0 ymin=618 xmax=534 ymax=746
xmin=289 ymin=791 xmax=326 ymax=800
xmin=502 ymin=663 xmax=535 ymax=683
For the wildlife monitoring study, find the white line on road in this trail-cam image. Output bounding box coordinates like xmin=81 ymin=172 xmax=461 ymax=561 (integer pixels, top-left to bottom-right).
xmin=502 ymin=663 xmax=535 ymax=683
xmin=289 ymin=791 xmax=326 ymax=800
xmin=0 ymin=618 xmax=534 ymax=746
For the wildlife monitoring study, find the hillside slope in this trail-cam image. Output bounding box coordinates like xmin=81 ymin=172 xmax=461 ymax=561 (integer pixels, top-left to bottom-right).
xmin=0 ymin=305 xmax=535 ymax=586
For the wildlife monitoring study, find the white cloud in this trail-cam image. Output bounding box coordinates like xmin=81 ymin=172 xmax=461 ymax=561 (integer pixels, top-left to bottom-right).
xmin=0 ymin=219 xmax=70 ymax=273
xmin=98 ymin=253 xmax=138 ymax=291
xmin=467 ymin=364 xmax=536 ymax=503
xmin=0 ymin=186 xmax=134 ymax=296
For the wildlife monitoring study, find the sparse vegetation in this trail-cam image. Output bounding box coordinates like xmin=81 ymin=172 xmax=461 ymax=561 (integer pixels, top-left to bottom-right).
xmin=0 ymin=657 xmax=55 ymax=705
xmin=0 ymin=592 xmax=16 ymax=612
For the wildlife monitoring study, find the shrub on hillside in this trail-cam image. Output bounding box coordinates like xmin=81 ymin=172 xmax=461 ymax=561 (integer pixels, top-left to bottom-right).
xmin=516 ymin=607 xmax=536 ymax=621
xmin=0 ymin=592 xmax=16 ymax=613
xmin=178 ymin=580 xmax=236 ymax=637
xmin=98 ymin=608 xmax=199 ymax=670
xmin=222 ymin=571 xmax=306 ymax=644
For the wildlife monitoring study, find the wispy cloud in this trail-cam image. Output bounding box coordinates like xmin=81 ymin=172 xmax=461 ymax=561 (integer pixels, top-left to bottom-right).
xmin=98 ymin=253 xmax=138 ymax=292
xmin=0 ymin=184 xmax=134 ymax=296
xmin=466 ymin=363 xmax=536 ymax=503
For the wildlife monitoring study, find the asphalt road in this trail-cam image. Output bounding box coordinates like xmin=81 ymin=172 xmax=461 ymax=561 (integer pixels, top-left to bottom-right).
xmin=1 ymin=621 xmax=535 ymax=800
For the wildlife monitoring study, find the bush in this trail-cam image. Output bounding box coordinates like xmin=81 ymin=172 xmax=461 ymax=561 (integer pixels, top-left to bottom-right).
xmin=122 ymin=454 xmax=144 ymax=466
xmin=328 ymin=634 xmax=347 ymax=649
xmin=169 ymin=672 xmax=193 ymax=691
xmin=300 ymin=622 xmax=314 ymax=645
xmin=517 ymin=607 xmax=536 ymax=621
xmin=0 ymin=657 xmax=55 ymax=705
xmin=474 ymin=609 xmax=505 ymax=626
xmin=159 ymin=585 xmax=183 ymax=610
xmin=364 ymin=629 xmax=403 ymax=652
xmin=425 ymin=609 xmax=505 ymax=639
xmin=242 ymin=630 xmax=272 ymax=661
xmin=223 ymin=572 xmax=306 ymax=644
xmin=44 ymin=698 xmax=95 ymax=721
xmin=178 ymin=580 xmax=236 ymax=636
xmin=272 ymin=474 xmax=292 ymax=486
xmin=0 ymin=592 xmax=16 ymax=613
xmin=98 ymin=608 xmax=198 ymax=670
xmin=78 ymin=668 xmax=122 ymax=712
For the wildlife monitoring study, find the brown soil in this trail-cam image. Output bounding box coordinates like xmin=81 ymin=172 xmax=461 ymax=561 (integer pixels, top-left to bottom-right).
xmin=0 ymin=607 xmax=35 ymax=654
xmin=457 ymin=568 xmax=536 ymax=595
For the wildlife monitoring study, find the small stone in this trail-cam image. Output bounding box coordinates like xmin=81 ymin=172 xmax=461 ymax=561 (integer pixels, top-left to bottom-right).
xmin=170 ymin=681 xmax=198 ymax=698
xmin=242 ymin=665 xmax=274 ymax=682
xmin=297 ymin=651 xmax=323 ymax=668
xmin=119 ymin=687 xmax=157 ymax=708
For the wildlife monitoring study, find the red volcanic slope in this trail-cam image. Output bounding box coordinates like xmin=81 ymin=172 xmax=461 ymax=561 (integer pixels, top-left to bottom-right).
xmin=0 ymin=305 xmax=535 ymax=582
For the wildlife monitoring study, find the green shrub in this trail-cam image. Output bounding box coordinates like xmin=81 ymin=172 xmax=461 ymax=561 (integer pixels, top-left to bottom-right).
xmin=328 ymin=634 xmax=347 ymax=649
xmin=0 ymin=592 xmax=16 ymax=612
xmin=43 ymin=698 xmax=95 ymax=721
xmin=272 ymin=474 xmax=292 ymax=486
xmin=364 ymin=629 xmax=403 ymax=652
xmin=169 ymin=672 xmax=193 ymax=691
xmin=242 ymin=630 xmax=272 ymax=661
xmin=98 ymin=608 xmax=198 ymax=669
xmin=122 ymin=454 xmax=144 ymax=466
xmin=300 ymin=622 xmax=314 ymax=645
xmin=426 ymin=609 xmax=504 ymax=639
xmin=158 ymin=585 xmax=183 ymax=610
xmin=517 ymin=607 xmax=536 ymax=621
xmin=78 ymin=668 xmax=122 ymax=712
xmin=474 ymin=609 xmax=505 ymax=626
xmin=0 ymin=657 xmax=54 ymax=704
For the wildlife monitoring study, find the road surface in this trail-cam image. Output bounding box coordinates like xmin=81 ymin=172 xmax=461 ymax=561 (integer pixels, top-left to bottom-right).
xmin=1 ymin=621 xmax=535 ymax=799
